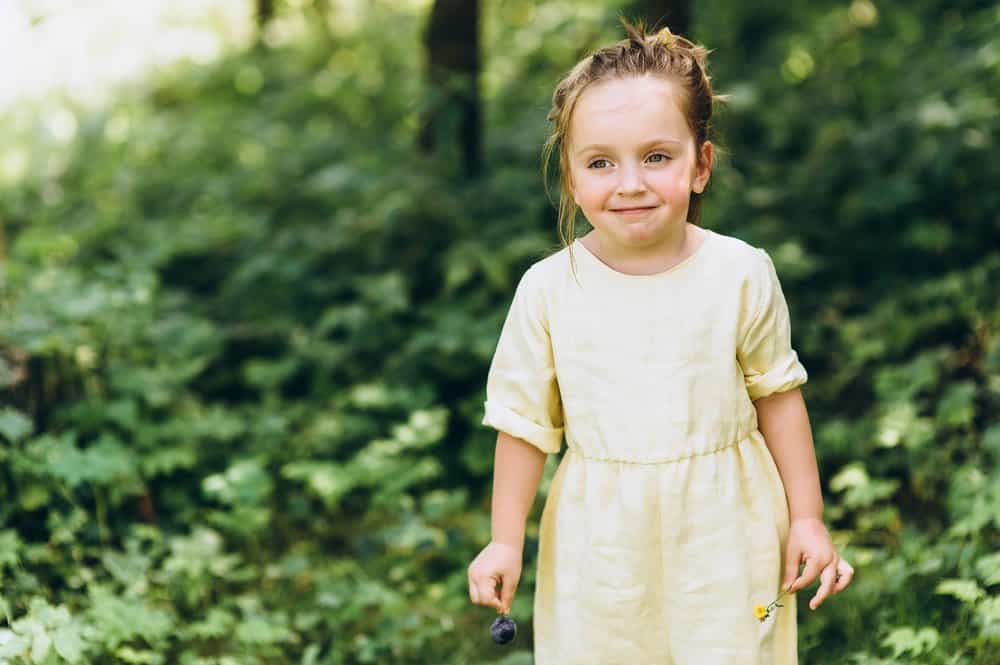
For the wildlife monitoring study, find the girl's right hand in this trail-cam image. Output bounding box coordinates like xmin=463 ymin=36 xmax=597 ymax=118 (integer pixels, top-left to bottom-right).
xmin=467 ymin=541 xmax=522 ymax=615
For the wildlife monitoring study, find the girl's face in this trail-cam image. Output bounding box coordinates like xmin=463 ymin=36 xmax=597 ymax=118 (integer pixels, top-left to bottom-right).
xmin=566 ymin=75 xmax=713 ymax=250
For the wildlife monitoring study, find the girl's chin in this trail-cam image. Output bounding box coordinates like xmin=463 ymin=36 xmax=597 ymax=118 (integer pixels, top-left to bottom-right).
xmin=601 ymin=221 xmax=686 ymax=246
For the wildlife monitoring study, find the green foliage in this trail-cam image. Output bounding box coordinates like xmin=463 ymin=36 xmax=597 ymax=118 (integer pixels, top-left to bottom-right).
xmin=0 ymin=1 xmax=997 ymax=663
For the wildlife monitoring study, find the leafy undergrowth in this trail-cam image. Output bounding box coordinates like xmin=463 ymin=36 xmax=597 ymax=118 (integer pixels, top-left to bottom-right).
xmin=1 ymin=1 xmax=998 ymax=663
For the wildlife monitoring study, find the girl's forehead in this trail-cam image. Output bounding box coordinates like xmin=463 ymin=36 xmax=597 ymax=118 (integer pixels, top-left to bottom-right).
xmin=569 ymin=76 xmax=692 ymax=150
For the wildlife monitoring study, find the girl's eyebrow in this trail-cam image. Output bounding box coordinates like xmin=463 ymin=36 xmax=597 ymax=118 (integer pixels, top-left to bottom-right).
xmin=575 ymin=137 xmax=682 ymax=156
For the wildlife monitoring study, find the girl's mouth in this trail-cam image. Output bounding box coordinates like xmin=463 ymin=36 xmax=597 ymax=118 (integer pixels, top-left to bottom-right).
xmin=612 ymin=206 xmax=657 ymax=215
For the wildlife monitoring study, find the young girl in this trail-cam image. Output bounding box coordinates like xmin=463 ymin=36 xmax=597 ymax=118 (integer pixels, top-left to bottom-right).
xmin=468 ymin=18 xmax=854 ymax=664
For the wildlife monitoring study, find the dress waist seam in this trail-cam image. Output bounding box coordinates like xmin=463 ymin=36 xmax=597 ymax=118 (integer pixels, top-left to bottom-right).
xmin=564 ymin=426 xmax=758 ymax=465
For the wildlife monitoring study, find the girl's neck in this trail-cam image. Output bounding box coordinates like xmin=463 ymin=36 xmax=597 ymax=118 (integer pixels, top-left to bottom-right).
xmin=580 ymin=223 xmax=706 ymax=277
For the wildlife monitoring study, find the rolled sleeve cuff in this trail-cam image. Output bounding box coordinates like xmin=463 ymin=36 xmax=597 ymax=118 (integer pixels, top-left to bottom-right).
xmin=482 ymin=400 xmax=564 ymax=454
xmin=745 ymin=355 xmax=809 ymax=402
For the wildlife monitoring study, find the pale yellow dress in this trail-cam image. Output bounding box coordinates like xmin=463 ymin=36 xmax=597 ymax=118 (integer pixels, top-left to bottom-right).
xmin=481 ymin=227 xmax=808 ymax=665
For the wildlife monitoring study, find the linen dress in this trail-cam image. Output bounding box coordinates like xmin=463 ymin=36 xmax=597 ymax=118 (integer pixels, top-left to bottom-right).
xmin=480 ymin=227 xmax=809 ymax=665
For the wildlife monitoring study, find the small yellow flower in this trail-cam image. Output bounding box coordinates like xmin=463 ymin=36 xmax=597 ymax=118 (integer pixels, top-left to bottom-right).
xmin=754 ymin=589 xmax=790 ymax=623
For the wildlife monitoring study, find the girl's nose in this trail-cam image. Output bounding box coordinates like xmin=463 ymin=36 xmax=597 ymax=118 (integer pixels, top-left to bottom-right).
xmin=617 ymin=162 xmax=646 ymax=195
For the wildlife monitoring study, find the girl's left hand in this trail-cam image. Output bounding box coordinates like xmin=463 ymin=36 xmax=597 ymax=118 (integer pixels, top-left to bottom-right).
xmin=782 ymin=516 xmax=854 ymax=610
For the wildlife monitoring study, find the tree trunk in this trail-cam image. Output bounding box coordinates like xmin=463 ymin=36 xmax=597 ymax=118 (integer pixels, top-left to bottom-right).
xmin=257 ymin=0 xmax=275 ymax=26
xmin=256 ymin=0 xmax=275 ymax=44
xmin=419 ymin=0 xmax=482 ymax=179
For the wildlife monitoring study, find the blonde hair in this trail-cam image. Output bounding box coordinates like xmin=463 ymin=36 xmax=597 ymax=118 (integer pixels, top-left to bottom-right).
xmin=541 ymin=16 xmax=728 ymax=276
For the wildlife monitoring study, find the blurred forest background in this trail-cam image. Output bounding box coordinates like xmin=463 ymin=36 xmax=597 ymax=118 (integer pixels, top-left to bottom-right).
xmin=0 ymin=0 xmax=998 ymax=663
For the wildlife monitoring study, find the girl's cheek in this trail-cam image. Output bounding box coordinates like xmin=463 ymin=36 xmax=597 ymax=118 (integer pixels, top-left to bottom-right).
xmin=578 ymin=179 xmax=613 ymax=204
xmin=667 ymin=173 xmax=693 ymax=198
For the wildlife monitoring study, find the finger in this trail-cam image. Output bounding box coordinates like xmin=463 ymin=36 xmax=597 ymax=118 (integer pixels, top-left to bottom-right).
xmin=477 ymin=575 xmax=501 ymax=611
xmin=500 ymin=576 xmax=518 ymax=615
xmin=833 ymin=560 xmax=854 ymax=592
xmin=809 ymin=558 xmax=839 ymax=610
xmin=782 ymin=545 xmax=803 ymax=592
xmin=470 ymin=572 xmax=490 ymax=606
xmin=793 ymin=555 xmax=825 ymax=593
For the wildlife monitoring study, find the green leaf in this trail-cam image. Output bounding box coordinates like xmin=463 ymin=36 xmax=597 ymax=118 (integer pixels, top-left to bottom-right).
xmin=976 ymin=595 xmax=1000 ymax=642
xmin=162 ymin=528 xmax=223 ymax=577
xmin=102 ymin=544 xmax=152 ymax=590
xmin=881 ymin=626 xmax=940 ymax=658
xmin=975 ymin=552 xmax=1000 ymax=586
xmin=829 ymin=463 xmax=900 ymax=508
xmin=30 ymin=432 xmax=137 ymax=488
xmin=934 ymin=579 xmax=986 ymax=604
xmin=52 ymin=621 xmax=85 ymax=663
xmin=18 ymin=483 xmax=50 ymax=511
xmin=140 ymin=443 xmax=198 ymax=476
xmin=87 ymin=586 xmax=174 ymax=649
xmin=185 ymin=608 xmax=236 ymax=640
xmin=113 ymin=646 xmax=165 ymax=664
xmin=873 ymin=349 xmax=944 ymax=402
xmin=0 ymin=407 xmax=33 ymax=443
xmin=983 ymin=424 xmax=1000 ymax=459
xmin=391 ymin=407 xmax=449 ymax=450
xmin=0 ymin=629 xmax=31 ymax=659
xmin=935 ymin=381 xmax=977 ymax=428
xmin=875 ymin=400 xmax=917 ymax=448
xmin=281 ymin=461 xmax=356 ymax=509
xmin=244 ymin=356 xmax=302 ymax=391
xmin=235 ymin=616 xmax=296 ymax=645
xmin=28 ymin=620 xmax=50 ymax=663
xmin=0 ymin=530 xmax=22 ymax=569
xmin=0 ymin=356 xmax=14 ymax=389
xmin=202 ymin=458 xmax=272 ymax=506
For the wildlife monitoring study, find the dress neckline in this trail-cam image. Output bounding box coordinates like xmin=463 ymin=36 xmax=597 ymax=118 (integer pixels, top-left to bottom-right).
xmin=573 ymin=227 xmax=715 ymax=281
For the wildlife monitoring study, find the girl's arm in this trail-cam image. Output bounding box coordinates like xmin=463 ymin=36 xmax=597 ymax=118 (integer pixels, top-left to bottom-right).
xmin=753 ymin=386 xmax=823 ymax=521
xmin=491 ymin=431 xmax=548 ymax=550
xmin=755 ymin=386 xmax=855 ymax=610
xmin=468 ymin=431 xmax=547 ymax=614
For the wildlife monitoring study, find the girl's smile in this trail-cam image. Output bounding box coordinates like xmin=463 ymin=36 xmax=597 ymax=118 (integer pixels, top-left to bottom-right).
xmin=612 ymin=205 xmax=659 ymax=215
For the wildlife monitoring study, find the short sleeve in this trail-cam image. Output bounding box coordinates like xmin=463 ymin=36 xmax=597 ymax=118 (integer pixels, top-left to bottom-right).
xmin=481 ymin=266 xmax=565 ymax=454
xmin=737 ymin=248 xmax=809 ymax=402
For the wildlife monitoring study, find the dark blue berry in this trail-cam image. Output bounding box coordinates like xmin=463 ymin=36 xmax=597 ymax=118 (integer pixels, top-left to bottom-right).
xmin=490 ymin=614 xmax=517 ymax=645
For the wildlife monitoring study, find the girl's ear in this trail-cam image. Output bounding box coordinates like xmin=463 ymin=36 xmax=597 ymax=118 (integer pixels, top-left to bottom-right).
xmin=692 ymin=141 xmax=714 ymax=194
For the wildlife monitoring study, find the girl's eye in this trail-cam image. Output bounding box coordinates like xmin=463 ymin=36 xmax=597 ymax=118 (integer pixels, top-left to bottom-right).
xmin=587 ymin=154 xmax=670 ymax=169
